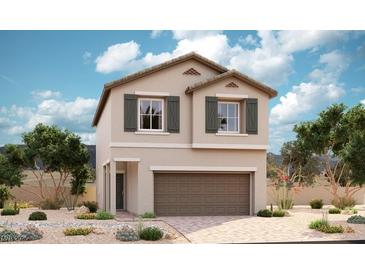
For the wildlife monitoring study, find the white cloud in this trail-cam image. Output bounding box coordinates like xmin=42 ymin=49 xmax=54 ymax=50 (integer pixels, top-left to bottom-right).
xmin=94 ymin=30 xmax=350 ymax=87
xmin=77 ymin=133 xmax=96 ymax=145
xmin=171 ymin=30 xmax=222 ymax=40
xmin=82 ymin=51 xmax=92 ymax=64
xmin=0 ymin=95 xmax=98 ymax=144
xmin=239 ymin=34 xmax=258 ymax=47
xmin=351 ymin=87 xmax=365 ymax=93
xmin=277 ymin=30 xmax=348 ymax=53
xmin=361 ymin=99 xmax=365 ymax=105
xmin=150 ymin=30 xmax=163 ymax=39
xmin=269 ymin=50 xmax=349 ymax=151
xmin=95 ymin=41 xmax=141 ymax=73
xmin=32 ymin=90 xmax=61 ymax=100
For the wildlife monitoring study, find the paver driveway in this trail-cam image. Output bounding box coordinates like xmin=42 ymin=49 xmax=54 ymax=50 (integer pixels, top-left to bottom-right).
xmin=160 ymin=208 xmax=365 ymax=243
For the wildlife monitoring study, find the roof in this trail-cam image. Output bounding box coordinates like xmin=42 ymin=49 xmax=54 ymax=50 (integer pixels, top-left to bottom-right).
xmin=185 ymin=69 xmax=278 ymax=98
xmin=92 ymin=52 xmax=229 ymax=126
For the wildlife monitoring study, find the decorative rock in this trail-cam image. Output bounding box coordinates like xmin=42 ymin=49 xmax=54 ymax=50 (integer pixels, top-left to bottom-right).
xmin=75 ymin=206 xmax=90 ymax=215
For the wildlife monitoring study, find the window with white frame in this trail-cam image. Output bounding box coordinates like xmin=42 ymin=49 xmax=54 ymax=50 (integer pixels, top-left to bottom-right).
xmin=138 ymin=98 xmax=164 ymax=131
xmin=218 ymin=102 xmax=239 ymax=133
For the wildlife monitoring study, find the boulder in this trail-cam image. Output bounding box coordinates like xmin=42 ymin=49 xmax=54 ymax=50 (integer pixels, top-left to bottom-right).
xmin=75 ymin=205 xmax=90 ymax=215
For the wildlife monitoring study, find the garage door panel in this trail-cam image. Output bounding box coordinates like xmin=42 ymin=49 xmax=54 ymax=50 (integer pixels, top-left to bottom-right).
xmin=154 ymin=173 xmax=250 ymax=216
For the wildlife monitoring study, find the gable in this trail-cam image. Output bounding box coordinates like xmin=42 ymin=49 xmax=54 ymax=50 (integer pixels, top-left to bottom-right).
xmin=92 ymin=52 xmax=228 ymax=126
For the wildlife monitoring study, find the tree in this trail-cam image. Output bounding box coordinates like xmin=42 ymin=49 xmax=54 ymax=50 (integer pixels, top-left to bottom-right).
xmin=0 ymin=145 xmax=24 ymax=208
xmin=293 ymin=103 xmax=365 ymax=201
xmin=267 ymin=141 xmax=320 ymax=209
xmin=6 ymin=123 xmax=93 ymax=204
xmin=64 ymin=164 xmax=95 ymax=209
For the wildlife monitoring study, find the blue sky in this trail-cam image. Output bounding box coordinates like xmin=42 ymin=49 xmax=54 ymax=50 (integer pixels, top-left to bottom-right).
xmin=0 ymin=30 xmax=364 ymax=153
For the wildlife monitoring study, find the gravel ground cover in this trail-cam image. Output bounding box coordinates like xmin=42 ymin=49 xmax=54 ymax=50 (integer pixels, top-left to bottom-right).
xmin=0 ymin=208 xmax=187 ymax=244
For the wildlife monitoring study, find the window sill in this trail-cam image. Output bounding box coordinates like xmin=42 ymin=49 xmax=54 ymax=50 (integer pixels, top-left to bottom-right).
xmin=215 ymin=133 xmax=249 ymax=137
xmin=134 ymin=131 xmax=170 ymax=135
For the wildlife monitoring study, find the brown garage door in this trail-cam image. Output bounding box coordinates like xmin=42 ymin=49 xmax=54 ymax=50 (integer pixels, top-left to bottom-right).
xmin=154 ymin=173 xmax=250 ymax=216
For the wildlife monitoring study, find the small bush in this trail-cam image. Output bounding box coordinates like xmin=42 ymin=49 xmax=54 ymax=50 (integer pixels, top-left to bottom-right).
xmin=309 ymin=219 xmax=328 ymax=230
xmin=63 ymin=227 xmax=94 ymax=236
xmin=342 ymin=207 xmax=358 ymax=215
xmin=1 ymin=208 xmax=19 ymax=216
xmin=76 ymin=213 xmax=96 ymax=220
xmin=19 ymin=225 xmax=43 ymax=241
xmin=141 ymin=212 xmax=156 ymax=219
xmin=139 ymin=226 xmax=163 ymax=241
xmin=0 ymin=229 xmax=19 ymax=242
xmin=8 ymin=201 xmax=33 ymax=209
xmin=82 ymin=201 xmax=98 ymax=213
xmin=317 ymin=224 xmax=344 ymax=234
xmin=257 ymin=209 xmax=272 ymax=217
xmin=272 ymin=210 xmax=285 ymax=217
xmin=116 ymin=225 xmax=139 ymax=241
xmin=347 ymin=215 xmax=365 ymax=224
xmin=95 ymin=211 xmax=114 ymax=220
xmin=332 ymin=197 xmax=355 ymax=210
xmin=39 ymin=198 xmax=62 ymax=210
xmin=328 ymin=208 xmax=341 ymax=214
xmin=309 ymin=199 xmax=323 ymax=209
xmin=28 ymin=211 xmax=47 ymax=221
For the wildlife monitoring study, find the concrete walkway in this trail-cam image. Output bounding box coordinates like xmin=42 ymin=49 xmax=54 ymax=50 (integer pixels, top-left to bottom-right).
xmin=160 ymin=208 xmax=365 ymax=243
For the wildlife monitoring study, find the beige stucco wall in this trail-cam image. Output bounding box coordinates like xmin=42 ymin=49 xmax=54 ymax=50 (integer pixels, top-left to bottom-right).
xmin=109 ymin=59 xmax=219 ymax=144
xmin=110 ymin=147 xmax=267 ymax=214
xmin=192 ymin=76 xmax=269 ymax=145
xmin=267 ymin=184 xmax=365 ymax=205
xmin=95 ymin=95 xmax=112 ymax=209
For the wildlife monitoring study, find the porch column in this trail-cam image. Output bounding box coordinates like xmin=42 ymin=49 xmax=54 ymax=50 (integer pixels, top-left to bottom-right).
xmin=110 ymin=160 xmax=117 ymax=215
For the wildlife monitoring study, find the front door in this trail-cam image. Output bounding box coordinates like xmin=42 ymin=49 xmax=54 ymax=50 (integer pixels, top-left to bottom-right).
xmin=116 ymin=174 xmax=124 ymax=210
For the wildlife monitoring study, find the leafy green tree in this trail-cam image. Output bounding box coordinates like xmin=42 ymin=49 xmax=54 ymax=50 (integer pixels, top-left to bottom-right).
xmin=6 ymin=123 xmax=93 ymax=204
xmin=0 ymin=146 xmax=23 ymax=188
xmin=293 ymin=103 xmax=365 ymax=200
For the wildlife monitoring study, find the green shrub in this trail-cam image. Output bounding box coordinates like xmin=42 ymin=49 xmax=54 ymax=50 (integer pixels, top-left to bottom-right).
xmin=309 ymin=199 xmax=323 ymax=209
xmin=309 ymin=219 xmax=328 ymax=230
xmin=0 ymin=229 xmax=19 ymax=242
xmin=39 ymin=198 xmax=62 ymax=210
xmin=63 ymin=227 xmax=94 ymax=236
xmin=82 ymin=201 xmax=98 ymax=213
xmin=328 ymin=208 xmax=341 ymax=214
xmin=95 ymin=211 xmax=114 ymax=220
xmin=347 ymin=215 xmax=365 ymax=224
xmin=317 ymin=224 xmax=344 ymax=233
xmin=257 ymin=209 xmax=272 ymax=217
xmin=76 ymin=213 xmax=96 ymax=219
xmin=1 ymin=207 xmax=19 ymax=216
xmin=28 ymin=211 xmax=47 ymax=221
xmin=141 ymin=212 xmax=156 ymax=219
xmin=116 ymin=225 xmax=139 ymax=241
xmin=272 ymin=209 xmax=285 ymax=217
xmin=139 ymin=226 xmax=163 ymax=241
xmin=331 ymin=197 xmax=355 ymax=210
xmin=19 ymin=225 xmax=43 ymax=241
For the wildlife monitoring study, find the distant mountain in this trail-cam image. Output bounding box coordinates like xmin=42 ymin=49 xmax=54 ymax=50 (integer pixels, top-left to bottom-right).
xmin=0 ymin=144 xmax=96 ymax=169
xmin=267 ymin=152 xmax=282 ymax=166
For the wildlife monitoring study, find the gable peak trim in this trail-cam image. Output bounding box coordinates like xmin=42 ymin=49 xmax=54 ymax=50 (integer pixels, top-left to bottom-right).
xmin=183 ymin=67 xmax=201 ymax=75
xmin=225 ymin=81 xmax=239 ymax=88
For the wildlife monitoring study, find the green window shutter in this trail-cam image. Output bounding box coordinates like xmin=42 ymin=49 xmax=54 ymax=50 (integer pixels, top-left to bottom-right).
xmin=167 ymin=96 xmax=180 ymax=133
xmin=246 ymin=98 xmax=258 ymax=134
xmin=205 ymin=96 xmax=218 ymax=133
xmin=124 ymin=94 xmax=137 ymax=132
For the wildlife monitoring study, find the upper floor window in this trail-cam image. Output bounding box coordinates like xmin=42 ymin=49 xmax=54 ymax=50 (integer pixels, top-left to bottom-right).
xmin=218 ymin=101 xmax=239 ymax=133
xmin=138 ymin=98 xmax=164 ymax=131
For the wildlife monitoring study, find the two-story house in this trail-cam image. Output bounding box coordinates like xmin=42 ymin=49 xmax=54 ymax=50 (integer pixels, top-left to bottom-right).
xmin=92 ymin=52 xmax=277 ymax=216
